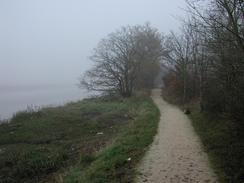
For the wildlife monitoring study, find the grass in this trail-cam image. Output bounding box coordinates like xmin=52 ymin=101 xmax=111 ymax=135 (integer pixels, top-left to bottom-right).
xmin=0 ymin=94 xmax=160 ymax=183
xmin=189 ymin=104 xmax=244 ymax=183
xmin=64 ymin=96 xmax=160 ymax=183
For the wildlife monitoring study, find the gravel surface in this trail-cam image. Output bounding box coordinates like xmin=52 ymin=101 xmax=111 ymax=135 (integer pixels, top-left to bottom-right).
xmin=136 ymin=89 xmax=218 ymax=183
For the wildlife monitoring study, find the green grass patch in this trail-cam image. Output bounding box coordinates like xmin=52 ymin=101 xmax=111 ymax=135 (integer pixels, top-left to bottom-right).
xmin=64 ymin=97 xmax=160 ymax=183
xmin=189 ymin=103 xmax=244 ymax=183
xmin=0 ymin=95 xmax=159 ymax=183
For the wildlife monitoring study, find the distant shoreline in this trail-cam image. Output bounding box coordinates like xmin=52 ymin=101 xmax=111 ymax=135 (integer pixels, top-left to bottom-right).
xmin=0 ymin=100 xmax=78 ymax=123
xmin=0 ymin=85 xmax=88 ymax=120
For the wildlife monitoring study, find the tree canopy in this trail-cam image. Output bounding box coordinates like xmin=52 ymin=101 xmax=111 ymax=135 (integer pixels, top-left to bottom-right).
xmin=80 ymin=23 xmax=165 ymax=97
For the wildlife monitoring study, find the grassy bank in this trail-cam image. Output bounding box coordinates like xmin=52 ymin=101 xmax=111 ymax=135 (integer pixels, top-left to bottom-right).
xmin=0 ymin=94 xmax=159 ymax=183
xmin=162 ymin=91 xmax=244 ymax=183
xmin=64 ymin=96 xmax=160 ymax=183
xmin=190 ymin=105 xmax=244 ymax=183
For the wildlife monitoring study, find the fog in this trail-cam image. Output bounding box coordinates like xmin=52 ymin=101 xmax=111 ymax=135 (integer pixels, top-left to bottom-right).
xmin=0 ymin=0 xmax=186 ymax=87
xmin=0 ymin=0 xmax=186 ymax=118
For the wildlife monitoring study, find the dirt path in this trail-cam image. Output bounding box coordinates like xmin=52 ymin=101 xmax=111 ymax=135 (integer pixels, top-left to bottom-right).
xmin=136 ymin=89 xmax=218 ymax=183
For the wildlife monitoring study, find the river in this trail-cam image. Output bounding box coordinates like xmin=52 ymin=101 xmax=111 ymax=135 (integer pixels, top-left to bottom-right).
xmin=0 ymin=84 xmax=87 ymax=120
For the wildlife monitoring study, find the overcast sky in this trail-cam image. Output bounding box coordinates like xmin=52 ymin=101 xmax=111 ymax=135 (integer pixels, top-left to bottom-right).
xmin=0 ymin=0 xmax=186 ymax=87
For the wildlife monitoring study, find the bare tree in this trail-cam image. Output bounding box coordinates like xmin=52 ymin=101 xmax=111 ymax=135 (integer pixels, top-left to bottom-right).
xmin=165 ymin=25 xmax=193 ymax=104
xmin=186 ymin=0 xmax=244 ymax=51
xmin=133 ymin=23 xmax=165 ymax=89
xmin=80 ymin=24 xmax=164 ymax=97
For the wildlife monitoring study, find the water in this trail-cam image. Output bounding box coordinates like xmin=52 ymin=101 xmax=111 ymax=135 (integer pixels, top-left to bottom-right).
xmin=0 ymin=84 xmax=87 ymax=120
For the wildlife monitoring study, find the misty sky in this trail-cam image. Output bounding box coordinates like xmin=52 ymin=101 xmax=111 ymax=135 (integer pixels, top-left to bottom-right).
xmin=0 ymin=0 xmax=186 ymax=87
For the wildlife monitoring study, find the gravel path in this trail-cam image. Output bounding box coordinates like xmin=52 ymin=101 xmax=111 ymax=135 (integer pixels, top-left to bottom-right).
xmin=136 ymin=89 xmax=218 ymax=183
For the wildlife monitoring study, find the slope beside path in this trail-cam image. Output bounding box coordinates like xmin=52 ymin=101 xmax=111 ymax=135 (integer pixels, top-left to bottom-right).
xmin=136 ymin=89 xmax=218 ymax=183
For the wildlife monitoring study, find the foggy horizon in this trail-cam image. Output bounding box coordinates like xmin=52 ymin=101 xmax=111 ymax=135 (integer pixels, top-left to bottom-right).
xmin=0 ymin=0 xmax=186 ymax=87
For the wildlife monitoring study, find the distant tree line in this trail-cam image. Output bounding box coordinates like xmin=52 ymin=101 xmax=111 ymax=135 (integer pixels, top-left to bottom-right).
xmin=80 ymin=23 xmax=165 ymax=97
xmin=163 ymin=0 xmax=244 ymax=122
